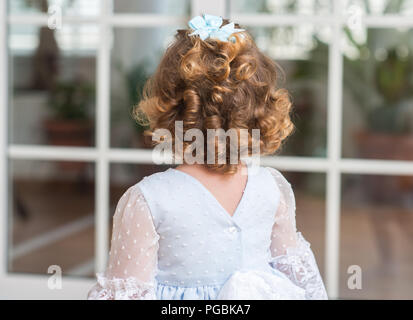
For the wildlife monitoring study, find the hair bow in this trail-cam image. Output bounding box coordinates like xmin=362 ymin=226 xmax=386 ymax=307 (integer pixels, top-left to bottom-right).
xmin=188 ymin=14 xmax=245 ymax=42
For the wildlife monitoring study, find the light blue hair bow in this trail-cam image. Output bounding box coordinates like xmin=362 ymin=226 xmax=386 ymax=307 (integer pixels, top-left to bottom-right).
xmin=188 ymin=14 xmax=245 ymax=42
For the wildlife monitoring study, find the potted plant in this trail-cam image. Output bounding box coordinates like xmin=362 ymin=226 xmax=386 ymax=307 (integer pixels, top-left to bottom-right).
xmin=338 ymin=0 xmax=413 ymax=203
xmin=43 ymin=79 xmax=94 ymax=145
xmin=43 ymin=80 xmax=94 ymax=172
xmin=354 ymin=47 xmax=413 ymax=161
xmin=351 ymin=46 xmax=413 ymax=203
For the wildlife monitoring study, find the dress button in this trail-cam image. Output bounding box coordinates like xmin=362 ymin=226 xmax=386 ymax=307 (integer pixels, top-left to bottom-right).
xmin=227 ymin=226 xmax=237 ymax=234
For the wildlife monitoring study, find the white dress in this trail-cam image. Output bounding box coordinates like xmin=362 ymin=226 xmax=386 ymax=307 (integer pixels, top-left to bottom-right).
xmin=87 ymin=164 xmax=328 ymax=300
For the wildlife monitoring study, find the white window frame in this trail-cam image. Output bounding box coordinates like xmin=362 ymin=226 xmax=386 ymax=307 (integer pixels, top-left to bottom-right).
xmin=1 ymin=0 xmax=413 ymax=299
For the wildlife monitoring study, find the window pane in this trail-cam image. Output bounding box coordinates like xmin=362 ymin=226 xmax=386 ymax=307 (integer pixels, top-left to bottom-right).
xmin=344 ymin=0 xmax=413 ymax=15
xmin=248 ymin=26 xmax=330 ymax=157
xmin=340 ymin=173 xmax=413 ymax=299
xmin=230 ymin=0 xmax=332 ymax=14
xmin=282 ymin=171 xmax=326 ymax=276
xmin=9 ymin=25 xmax=97 ymax=146
xmin=9 ymin=159 xmax=95 ymax=278
xmin=110 ymin=26 xmax=184 ymax=149
xmin=342 ymin=28 xmax=413 ymax=160
xmin=8 ymin=0 xmax=100 ymax=16
xmin=113 ymin=0 xmax=190 ymax=15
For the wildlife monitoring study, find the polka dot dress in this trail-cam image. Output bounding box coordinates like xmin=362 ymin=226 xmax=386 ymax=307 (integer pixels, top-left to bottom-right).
xmin=87 ymin=164 xmax=327 ymax=300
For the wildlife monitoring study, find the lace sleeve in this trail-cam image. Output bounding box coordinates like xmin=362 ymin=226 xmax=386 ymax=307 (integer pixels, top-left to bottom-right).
xmin=87 ymin=185 xmax=159 ymax=300
xmin=266 ymin=167 xmax=328 ymax=300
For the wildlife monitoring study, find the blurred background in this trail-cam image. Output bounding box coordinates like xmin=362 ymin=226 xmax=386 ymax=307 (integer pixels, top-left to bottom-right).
xmin=1 ymin=0 xmax=413 ymax=299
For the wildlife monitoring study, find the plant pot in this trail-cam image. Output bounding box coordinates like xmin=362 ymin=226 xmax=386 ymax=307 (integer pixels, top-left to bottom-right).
xmin=43 ymin=118 xmax=93 ymax=171
xmin=354 ymin=130 xmax=413 ymax=203
xmin=43 ymin=119 xmax=93 ymax=145
xmin=355 ymin=130 xmax=413 ymax=161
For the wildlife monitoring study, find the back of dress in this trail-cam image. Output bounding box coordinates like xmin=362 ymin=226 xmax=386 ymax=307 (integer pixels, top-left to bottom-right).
xmin=139 ymin=165 xmax=282 ymax=296
xmin=87 ymin=165 xmax=328 ymax=300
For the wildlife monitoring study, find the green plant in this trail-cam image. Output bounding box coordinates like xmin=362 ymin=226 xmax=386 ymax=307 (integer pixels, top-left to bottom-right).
xmin=126 ymin=63 xmax=150 ymax=132
xmin=367 ymin=47 xmax=413 ymax=133
xmin=48 ymin=80 xmax=94 ymax=120
xmin=343 ymin=28 xmax=413 ymax=133
xmin=113 ymin=61 xmax=151 ymax=133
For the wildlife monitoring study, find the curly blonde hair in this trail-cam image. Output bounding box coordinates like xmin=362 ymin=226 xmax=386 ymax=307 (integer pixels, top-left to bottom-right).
xmin=134 ymin=20 xmax=294 ymax=174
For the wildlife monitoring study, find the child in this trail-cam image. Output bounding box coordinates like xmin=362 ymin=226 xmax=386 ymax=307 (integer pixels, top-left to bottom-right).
xmin=87 ymin=14 xmax=328 ymax=300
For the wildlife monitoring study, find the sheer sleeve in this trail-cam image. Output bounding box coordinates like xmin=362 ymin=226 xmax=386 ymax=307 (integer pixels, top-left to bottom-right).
xmin=267 ymin=167 xmax=328 ymax=300
xmin=87 ymin=185 xmax=159 ymax=300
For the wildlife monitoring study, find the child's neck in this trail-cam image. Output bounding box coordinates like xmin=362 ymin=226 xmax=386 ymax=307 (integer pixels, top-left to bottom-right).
xmin=174 ymin=162 xmax=248 ymax=217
